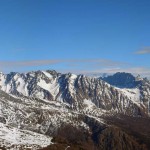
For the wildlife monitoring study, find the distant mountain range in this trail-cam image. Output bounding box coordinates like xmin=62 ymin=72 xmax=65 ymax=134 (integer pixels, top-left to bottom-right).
xmin=102 ymin=72 xmax=144 ymax=88
xmin=0 ymin=70 xmax=150 ymax=150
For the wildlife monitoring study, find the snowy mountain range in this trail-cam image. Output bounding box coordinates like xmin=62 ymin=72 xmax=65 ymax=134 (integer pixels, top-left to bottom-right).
xmin=0 ymin=70 xmax=150 ymax=150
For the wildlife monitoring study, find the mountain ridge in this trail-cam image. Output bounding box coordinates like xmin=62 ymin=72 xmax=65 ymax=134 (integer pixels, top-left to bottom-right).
xmin=0 ymin=70 xmax=148 ymax=116
xmin=0 ymin=70 xmax=150 ymax=149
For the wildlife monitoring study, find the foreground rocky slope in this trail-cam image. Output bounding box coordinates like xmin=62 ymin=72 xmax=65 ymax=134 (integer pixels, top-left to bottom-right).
xmin=0 ymin=70 xmax=150 ymax=149
xmin=40 ymin=120 xmax=148 ymax=150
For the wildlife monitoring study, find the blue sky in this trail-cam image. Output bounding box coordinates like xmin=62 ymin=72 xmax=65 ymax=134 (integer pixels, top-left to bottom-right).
xmin=0 ymin=0 xmax=150 ymax=75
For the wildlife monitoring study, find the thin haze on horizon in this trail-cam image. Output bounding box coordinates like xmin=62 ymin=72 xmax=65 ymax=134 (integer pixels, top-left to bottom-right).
xmin=0 ymin=0 xmax=150 ymax=76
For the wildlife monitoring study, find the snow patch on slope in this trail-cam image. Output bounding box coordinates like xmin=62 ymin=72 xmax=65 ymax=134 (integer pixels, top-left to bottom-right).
xmin=42 ymin=71 xmax=53 ymax=78
xmin=37 ymin=78 xmax=60 ymax=99
xmin=15 ymin=77 xmax=28 ymax=96
xmin=116 ymin=88 xmax=141 ymax=106
xmin=83 ymin=99 xmax=96 ymax=109
xmin=0 ymin=123 xmax=52 ymax=149
xmin=68 ymin=74 xmax=77 ymax=95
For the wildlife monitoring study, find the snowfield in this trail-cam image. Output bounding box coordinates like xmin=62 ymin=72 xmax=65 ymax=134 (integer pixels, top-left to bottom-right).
xmin=0 ymin=123 xmax=52 ymax=150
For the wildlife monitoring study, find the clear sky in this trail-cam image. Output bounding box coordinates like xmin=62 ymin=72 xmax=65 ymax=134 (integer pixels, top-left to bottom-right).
xmin=0 ymin=0 xmax=150 ymax=75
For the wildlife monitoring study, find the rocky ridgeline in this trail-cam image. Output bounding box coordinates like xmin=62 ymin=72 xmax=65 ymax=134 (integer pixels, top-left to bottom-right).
xmin=0 ymin=71 xmax=149 ymax=116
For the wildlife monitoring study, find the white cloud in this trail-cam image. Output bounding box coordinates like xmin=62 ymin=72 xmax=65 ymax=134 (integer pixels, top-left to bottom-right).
xmin=1 ymin=59 xmax=149 ymax=78
xmin=0 ymin=59 xmax=124 ymax=68
xmin=0 ymin=60 xmax=61 ymax=68
xmin=135 ymin=47 xmax=150 ymax=54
